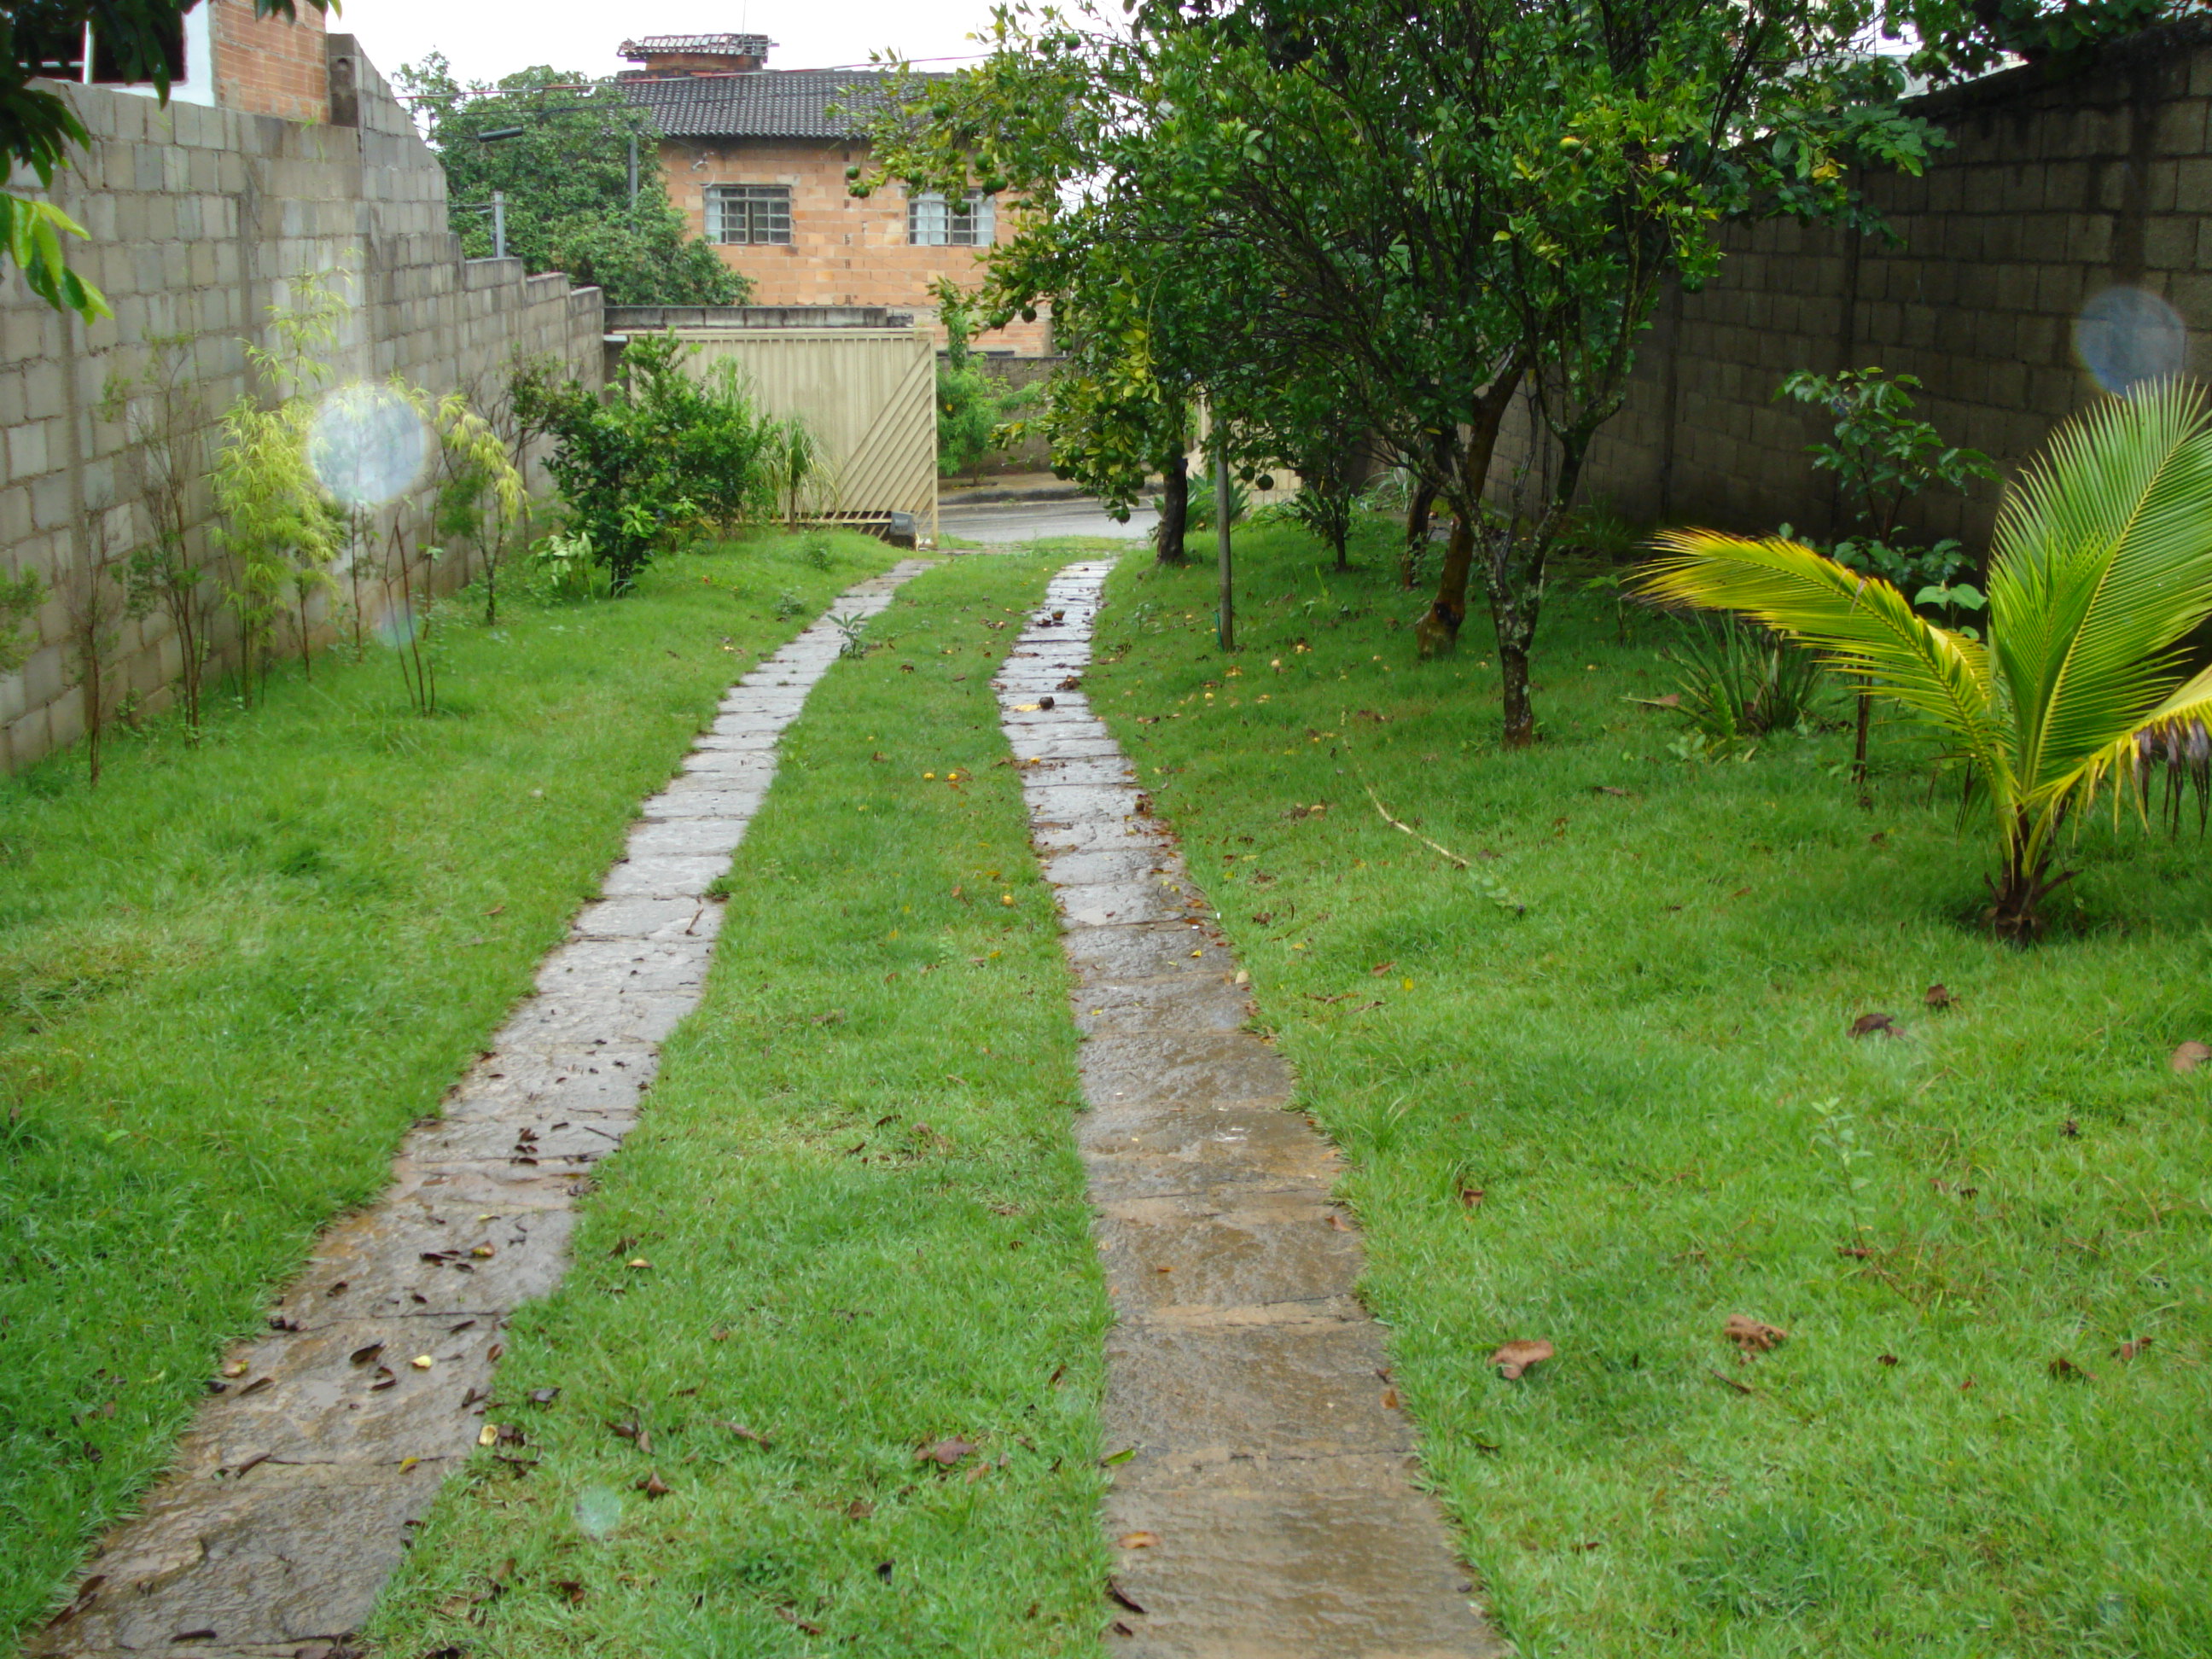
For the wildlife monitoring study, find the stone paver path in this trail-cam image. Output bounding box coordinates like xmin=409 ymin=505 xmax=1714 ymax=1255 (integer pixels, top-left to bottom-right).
xmin=1000 ymin=562 xmax=1502 ymax=1658
xmin=32 ymin=561 xmax=932 ymax=1658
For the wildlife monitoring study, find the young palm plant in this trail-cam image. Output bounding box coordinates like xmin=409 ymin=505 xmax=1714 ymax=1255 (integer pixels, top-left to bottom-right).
xmin=1639 ymin=381 xmax=2212 ymax=940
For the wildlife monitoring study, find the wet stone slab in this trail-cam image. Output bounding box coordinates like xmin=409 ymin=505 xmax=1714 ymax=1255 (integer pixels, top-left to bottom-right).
xmin=1004 ymin=560 xmax=1499 ymax=1658
xmin=27 ymin=562 xmax=936 ymax=1657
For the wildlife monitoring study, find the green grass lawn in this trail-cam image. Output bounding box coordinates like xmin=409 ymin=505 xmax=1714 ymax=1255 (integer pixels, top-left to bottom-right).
xmin=0 ymin=530 xmax=896 ymax=1643
xmin=1082 ymin=518 xmax=2212 ymax=1658
xmin=365 ymin=549 xmax=1111 ymax=1656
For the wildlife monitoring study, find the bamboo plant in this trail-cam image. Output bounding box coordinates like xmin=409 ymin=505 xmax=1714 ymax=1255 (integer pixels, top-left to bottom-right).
xmin=1639 ymin=381 xmax=2212 ymax=940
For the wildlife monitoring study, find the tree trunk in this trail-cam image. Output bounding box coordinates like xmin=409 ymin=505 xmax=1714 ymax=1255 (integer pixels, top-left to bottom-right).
xmin=1416 ymin=512 xmax=1475 ymax=659
xmin=1985 ymin=812 xmax=2073 ymax=942
xmin=1417 ymin=363 xmax=1523 ymax=655
xmin=1481 ymin=416 xmax=1594 ymax=748
xmin=1155 ymin=451 xmax=1190 ymax=566
xmin=1402 ymin=478 xmax=1436 ymax=589
xmin=1497 ymin=635 xmax=1534 ymax=747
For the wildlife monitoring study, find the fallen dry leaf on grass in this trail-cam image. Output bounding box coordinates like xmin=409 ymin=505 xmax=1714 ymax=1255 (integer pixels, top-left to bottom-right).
xmin=2048 ymin=1356 xmax=2093 ymax=1382
xmin=2112 ymin=1337 xmax=2154 ymax=1362
xmin=637 ymin=1472 xmax=670 ymax=1498
xmin=917 ymin=1436 xmax=977 ymax=1466
xmin=2171 ymin=1041 xmax=2211 ymax=1074
xmin=1849 ymin=1012 xmax=1900 ymax=1039
xmin=1723 ymin=1315 xmax=1789 ymax=1354
xmin=1490 ymin=1339 xmax=1555 ymax=1380
xmin=1924 ymin=983 xmax=1954 ymax=1010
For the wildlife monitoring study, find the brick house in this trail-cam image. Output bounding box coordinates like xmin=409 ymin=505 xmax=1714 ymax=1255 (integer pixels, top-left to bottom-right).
xmin=22 ymin=0 xmax=329 ymax=122
xmin=619 ymin=34 xmax=1050 ymax=354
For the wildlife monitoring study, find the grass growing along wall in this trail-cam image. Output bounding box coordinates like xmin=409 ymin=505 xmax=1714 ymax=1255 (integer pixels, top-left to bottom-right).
xmin=367 ymin=550 xmax=1111 ymax=1656
xmin=1083 ymin=520 xmax=2212 ymax=1657
xmin=0 ymin=531 xmax=897 ymax=1642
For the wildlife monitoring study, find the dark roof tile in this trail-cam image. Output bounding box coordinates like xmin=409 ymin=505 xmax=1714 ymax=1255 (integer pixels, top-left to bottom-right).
xmin=622 ymin=68 xmax=918 ymax=140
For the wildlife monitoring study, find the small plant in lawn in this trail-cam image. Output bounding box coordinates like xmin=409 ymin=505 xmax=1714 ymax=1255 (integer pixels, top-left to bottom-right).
xmin=1644 ymin=381 xmax=2212 ymax=940
xmin=800 ymin=531 xmax=834 ymax=570
xmin=57 ymin=499 xmax=135 ymax=788
xmin=771 ymin=589 xmax=809 ymax=621
xmin=102 ymin=333 xmax=215 ymax=737
xmin=426 ymin=387 xmax=527 ymax=629
xmin=1666 ymin=616 xmax=1833 ymax=750
xmin=766 ymin=415 xmax=823 ymax=529
xmin=1778 ymin=368 xmax=1998 ymax=795
xmin=1810 ymin=1097 xmax=1875 ymax=1243
xmin=832 ymin=610 xmax=869 ymax=658
xmin=529 ymin=528 xmax=597 ymax=601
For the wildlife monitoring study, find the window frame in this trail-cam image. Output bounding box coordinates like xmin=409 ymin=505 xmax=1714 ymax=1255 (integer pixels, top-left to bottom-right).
xmin=705 ymin=183 xmax=795 ymax=247
xmin=906 ymin=190 xmax=996 ymax=248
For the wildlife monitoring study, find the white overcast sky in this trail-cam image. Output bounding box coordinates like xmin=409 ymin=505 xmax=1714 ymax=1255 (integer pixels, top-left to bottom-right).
xmin=340 ymin=0 xmax=1006 ymax=87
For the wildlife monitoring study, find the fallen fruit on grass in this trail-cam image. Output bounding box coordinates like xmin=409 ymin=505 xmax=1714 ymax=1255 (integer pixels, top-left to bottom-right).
xmin=2171 ymin=1040 xmax=2211 ymax=1074
xmin=1118 ymin=1532 xmax=1161 ymax=1549
xmin=1723 ymin=1315 xmax=1789 ymax=1353
xmin=2113 ymin=1337 xmax=2154 ymax=1361
xmin=1490 ymin=1339 xmax=1554 ymax=1379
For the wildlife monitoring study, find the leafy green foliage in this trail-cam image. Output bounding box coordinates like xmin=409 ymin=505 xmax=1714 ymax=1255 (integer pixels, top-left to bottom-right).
xmin=0 ymin=562 xmax=41 ymax=676
xmin=394 ymin=55 xmax=744 ymax=307
xmin=1642 ymin=382 xmax=2212 ymax=937
xmin=1667 ymin=618 xmax=1836 ymax=748
xmin=870 ymin=0 xmax=1956 ymax=744
xmin=515 ymin=335 xmax=789 ymax=592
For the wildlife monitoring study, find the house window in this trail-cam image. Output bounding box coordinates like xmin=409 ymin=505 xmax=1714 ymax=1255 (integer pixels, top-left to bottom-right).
xmin=907 ymin=192 xmax=995 ymax=247
xmin=20 ymin=16 xmax=188 ymax=83
xmin=90 ymin=15 xmax=187 ymax=84
xmin=706 ymin=184 xmax=793 ymax=246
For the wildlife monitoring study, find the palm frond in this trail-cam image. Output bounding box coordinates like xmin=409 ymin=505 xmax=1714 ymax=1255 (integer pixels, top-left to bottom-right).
xmin=1989 ymin=381 xmax=2212 ymax=797
xmin=2070 ymin=660 xmax=2212 ymax=832
xmin=1638 ymin=531 xmax=2010 ymax=783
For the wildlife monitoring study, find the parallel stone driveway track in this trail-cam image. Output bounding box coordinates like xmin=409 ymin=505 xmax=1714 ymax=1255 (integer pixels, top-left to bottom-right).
xmin=31 ymin=561 xmax=933 ymax=1659
xmin=1000 ymin=562 xmax=1503 ymax=1659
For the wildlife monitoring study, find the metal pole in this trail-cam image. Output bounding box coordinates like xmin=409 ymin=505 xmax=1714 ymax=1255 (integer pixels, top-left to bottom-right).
xmin=1215 ymin=417 xmax=1234 ymax=652
xmin=492 ymin=190 xmax=506 ymax=259
xmin=627 ymin=135 xmax=639 ymax=207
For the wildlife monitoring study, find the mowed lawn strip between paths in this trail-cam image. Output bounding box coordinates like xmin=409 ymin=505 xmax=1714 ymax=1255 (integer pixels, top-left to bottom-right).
xmin=1081 ymin=524 xmax=2212 ymax=1658
xmin=368 ymin=550 xmax=1115 ymax=1656
xmin=0 ymin=531 xmax=898 ymax=1641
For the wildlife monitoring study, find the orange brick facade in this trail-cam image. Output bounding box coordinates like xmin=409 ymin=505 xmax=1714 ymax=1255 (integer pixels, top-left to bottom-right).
xmin=211 ymin=0 xmax=328 ymax=123
xmin=662 ymin=139 xmax=1052 ymax=354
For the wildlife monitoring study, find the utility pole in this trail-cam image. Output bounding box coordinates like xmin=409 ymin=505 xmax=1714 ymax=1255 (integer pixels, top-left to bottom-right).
xmin=492 ymin=190 xmax=507 ymax=259
xmin=1215 ymin=417 xmax=1234 ymax=652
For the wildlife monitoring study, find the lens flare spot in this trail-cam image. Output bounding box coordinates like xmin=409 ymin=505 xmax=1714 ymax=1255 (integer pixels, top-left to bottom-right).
xmin=2074 ymin=287 xmax=2186 ymax=396
xmin=310 ymin=382 xmax=429 ymax=509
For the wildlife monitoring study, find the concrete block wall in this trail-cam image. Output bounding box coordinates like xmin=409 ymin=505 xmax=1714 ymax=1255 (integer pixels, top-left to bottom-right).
xmin=0 ymin=39 xmax=603 ymax=772
xmin=1496 ymin=20 xmax=2212 ymax=551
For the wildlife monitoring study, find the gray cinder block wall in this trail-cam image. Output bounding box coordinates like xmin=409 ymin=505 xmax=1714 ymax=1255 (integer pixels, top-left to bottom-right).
xmin=0 ymin=38 xmax=602 ymax=772
xmin=1492 ymin=20 xmax=2212 ymax=551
